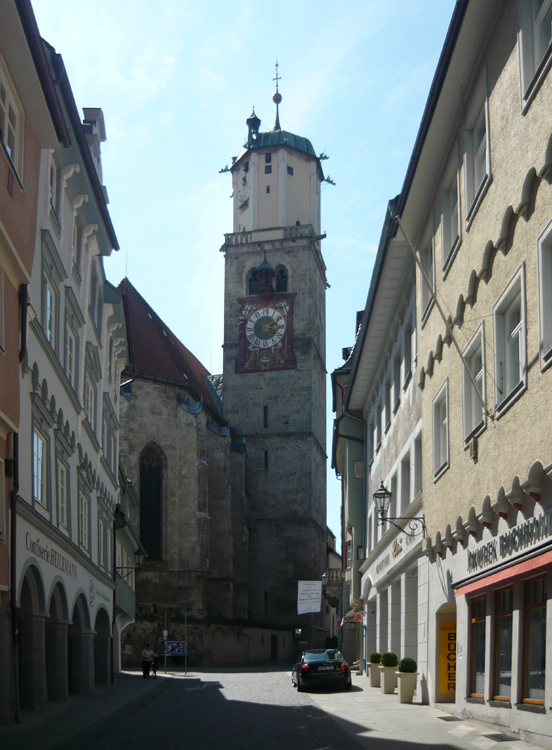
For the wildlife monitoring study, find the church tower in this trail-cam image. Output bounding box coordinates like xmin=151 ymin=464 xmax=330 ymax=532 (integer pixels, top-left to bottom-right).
xmin=221 ymin=73 xmax=328 ymax=630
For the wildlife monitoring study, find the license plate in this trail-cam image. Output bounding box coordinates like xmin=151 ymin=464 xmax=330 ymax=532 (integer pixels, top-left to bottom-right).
xmin=318 ymin=665 xmax=334 ymax=671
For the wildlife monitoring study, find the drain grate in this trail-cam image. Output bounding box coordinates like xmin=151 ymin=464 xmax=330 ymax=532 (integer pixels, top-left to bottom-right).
xmin=438 ymin=716 xmax=463 ymax=722
xmin=482 ymin=733 xmax=516 ymax=743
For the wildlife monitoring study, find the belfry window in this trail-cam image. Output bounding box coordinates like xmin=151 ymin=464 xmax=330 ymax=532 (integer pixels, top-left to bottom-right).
xmin=248 ymin=268 xmax=259 ymax=295
xmin=276 ymin=267 xmax=288 ymax=293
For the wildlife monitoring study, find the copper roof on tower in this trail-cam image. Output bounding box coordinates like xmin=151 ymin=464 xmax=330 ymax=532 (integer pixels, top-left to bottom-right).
xmin=118 ymin=278 xmax=222 ymax=421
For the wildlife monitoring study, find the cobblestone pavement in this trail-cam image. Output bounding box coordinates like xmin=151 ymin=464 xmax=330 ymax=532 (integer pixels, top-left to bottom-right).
xmin=0 ymin=667 xmax=548 ymax=750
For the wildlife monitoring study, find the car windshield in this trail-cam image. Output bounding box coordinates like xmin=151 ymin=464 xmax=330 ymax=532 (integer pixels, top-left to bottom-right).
xmin=304 ymin=650 xmax=342 ymax=662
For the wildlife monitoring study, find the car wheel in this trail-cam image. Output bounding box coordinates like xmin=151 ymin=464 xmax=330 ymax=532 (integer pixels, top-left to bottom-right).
xmin=343 ymin=677 xmax=352 ymax=690
xmin=297 ymin=676 xmax=305 ymax=693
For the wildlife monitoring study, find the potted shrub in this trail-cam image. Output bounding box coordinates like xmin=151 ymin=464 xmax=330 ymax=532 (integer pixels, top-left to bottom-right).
xmin=368 ymin=652 xmax=381 ymax=687
xmin=378 ymin=651 xmax=398 ymax=693
xmin=396 ymin=657 xmax=418 ymax=703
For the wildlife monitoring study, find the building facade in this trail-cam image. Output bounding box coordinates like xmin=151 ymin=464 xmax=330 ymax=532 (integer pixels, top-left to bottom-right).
xmin=13 ymin=39 xmax=129 ymax=714
xmin=221 ymin=94 xmax=328 ymax=637
xmin=0 ymin=0 xmax=70 ymax=723
xmin=386 ymin=1 xmax=552 ymax=745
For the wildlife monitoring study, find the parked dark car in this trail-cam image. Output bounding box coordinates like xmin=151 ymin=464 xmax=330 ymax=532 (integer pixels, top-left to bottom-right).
xmin=291 ymin=649 xmax=352 ymax=692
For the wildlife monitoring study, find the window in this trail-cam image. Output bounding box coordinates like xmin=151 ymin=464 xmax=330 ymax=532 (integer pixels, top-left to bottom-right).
xmin=524 ymin=576 xmax=547 ymax=703
xmin=79 ymin=492 xmax=90 ymax=550
xmin=433 ymin=380 xmax=449 ymax=479
xmin=464 ymin=75 xmax=490 ymax=219
xmin=393 ymin=354 xmax=401 ymax=411
xmin=265 ymin=165 xmax=272 ymax=174
xmin=403 ymin=321 xmax=413 ymax=386
xmin=287 ymin=166 xmax=294 ymax=176
xmin=265 ymin=153 xmax=271 ymax=164
xmin=266 ymin=185 xmax=270 ymax=194
xmin=494 ymin=588 xmax=513 ymax=700
xmin=49 ymin=157 xmax=61 ymax=220
xmin=346 ymin=540 xmax=352 ymax=569
xmin=0 ymin=62 xmax=22 ymax=173
xmin=248 ymin=268 xmax=259 ymax=295
xmin=33 ymin=428 xmax=47 ymax=507
xmin=84 ymin=373 xmax=96 ymax=428
xmin=102 ymin=396 xmax=118 ymax=475
xmin=57 ymin=460 xmax=68 ymax=528
xmin=64 ymin=325 xmax=77 ymax=389
xmin=518 ymin=0 xmax=552 ymax=103
xmin=538 ymin=219 xmax=552 ymax=368
xmin=376 ymin=403 xmax=382 ymax=450
xmin=494 ymin=267 xmax=526 ymax=413
xmin=441 ymin=151 xmax=461 ymax=271
xmin=419 ymin=227 xmax=435 ymax=318
xmin=106 ymin=525 xmax=113 ymax=574
xmin=243 ymin=161 xmax=249 ymax=173
xmin=98 ymin=517 xmax=104 ymax=570
xmin=470 ymin=596 xmax=486 ymax=697
xmin=462 ymin=326 xmax=486 ymax=440
xmin=276 ymin=266 xmax=288 ymax=293
xmin=44 ymin=278 xmax=57 ymax=348
xmin=384 ymin=379 xmax=391 ymax=431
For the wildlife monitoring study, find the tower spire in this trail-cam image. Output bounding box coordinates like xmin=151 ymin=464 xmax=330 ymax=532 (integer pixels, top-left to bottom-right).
xmin=272 ymin=60 xmax=282 ymax=132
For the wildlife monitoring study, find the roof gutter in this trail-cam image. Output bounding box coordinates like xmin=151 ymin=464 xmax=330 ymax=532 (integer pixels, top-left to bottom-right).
xmin=393 ymin=0 xmax=469 ymax=225
xmin=50 ymin=49 xmax=119 ymax=250
xmin=14 ymin=0 xmax=71 ymax=147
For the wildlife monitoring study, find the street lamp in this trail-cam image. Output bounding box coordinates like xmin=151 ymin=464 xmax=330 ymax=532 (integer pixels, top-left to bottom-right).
xmin=116 ymin=545 xmax=147 ymax=579
xmin=373 ymin=481 xmax=426 ymax=538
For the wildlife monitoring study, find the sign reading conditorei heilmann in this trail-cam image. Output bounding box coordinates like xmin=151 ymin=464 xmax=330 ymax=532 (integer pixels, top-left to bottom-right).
xmin=439 ymin=620 xmax=456 ymax=694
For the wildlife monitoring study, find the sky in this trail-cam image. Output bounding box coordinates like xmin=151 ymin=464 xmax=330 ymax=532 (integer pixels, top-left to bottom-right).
xmin=32 ymin=0 xmax=456 ymax=551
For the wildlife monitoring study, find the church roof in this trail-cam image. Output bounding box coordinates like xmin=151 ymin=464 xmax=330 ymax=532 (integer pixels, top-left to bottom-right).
xmin=118 ymin=278 xmax=223 ymax=421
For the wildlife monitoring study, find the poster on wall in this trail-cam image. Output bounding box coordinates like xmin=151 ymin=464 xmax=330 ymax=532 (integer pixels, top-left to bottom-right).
xmin=439 ymin=620 xmax=457 ymax=694
xmin=297 ymin=581 xmax=322 ymax=614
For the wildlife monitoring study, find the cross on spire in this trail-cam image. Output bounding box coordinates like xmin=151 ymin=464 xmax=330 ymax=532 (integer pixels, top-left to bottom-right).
xmin=273 ymin=60 xmax=281 ymax=92
xmin=272 ymin=60 xmax=282 ymax=131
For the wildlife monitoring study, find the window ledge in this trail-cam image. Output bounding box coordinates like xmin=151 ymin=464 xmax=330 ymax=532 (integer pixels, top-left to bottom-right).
xmin=393 ymin=399 xmax=400 ymax=415
xmin=466 ymin=173 xmax=492 ymax=230
xmin=421 ymin=298 xmax=435 ymax=328
xmin=516 ymin=702 xmax=546 ymax=714
xmin=521 ymin=44 xmax=552 ymax=115
xmin=466 ymin=696 xmax=485 ymax=705
xmin=403 ymin=370 xmax=412 ymax=391
xmin=489 ymin=699 xmax=511 ymax=708
xmin=495 ymin=379 xmax=526 ymax=420
xmin=541 ymin=345 xmax=552 ymax=373
xmin=433 ymin=461 xmax=449 ymax=483
xmin=442 ymin=235 xmax=462 ymax=281
xmin=463 ymin=420 xmax=486 ymax=447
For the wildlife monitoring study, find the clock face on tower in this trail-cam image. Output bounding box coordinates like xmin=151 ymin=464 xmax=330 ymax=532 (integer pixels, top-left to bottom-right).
xmin=245 ymin=308 xmax=285 ymax=349
xmin=236 ymin=294 xmax=296 ymax=373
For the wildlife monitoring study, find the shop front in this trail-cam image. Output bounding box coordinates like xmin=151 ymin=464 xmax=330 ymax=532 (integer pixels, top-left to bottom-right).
xmin=428 ymin=495 xmax=552 ymax=747
xmin=16 ymin=508 xmax=113 ymax=709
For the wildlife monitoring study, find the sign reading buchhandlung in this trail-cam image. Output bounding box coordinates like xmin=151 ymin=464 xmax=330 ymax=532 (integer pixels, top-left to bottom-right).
xmin=297 ymin=581 xmax=322 ymax=615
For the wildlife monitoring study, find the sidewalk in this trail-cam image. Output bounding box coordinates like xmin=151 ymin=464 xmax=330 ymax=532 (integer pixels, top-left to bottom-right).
xmin=307 ymin=673 xmax=546 ymax=750
xmin=0 ymin=671 xmax=166 ymax=750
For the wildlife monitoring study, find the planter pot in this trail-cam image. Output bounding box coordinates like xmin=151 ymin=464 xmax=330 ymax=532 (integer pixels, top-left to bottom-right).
xmin=368 ymin=663 xmax=381 ymax=687
xmin=379 ymin=665 xmax=397 ymax=694
xmin=396 ymin=671 xmax=418 ymax=703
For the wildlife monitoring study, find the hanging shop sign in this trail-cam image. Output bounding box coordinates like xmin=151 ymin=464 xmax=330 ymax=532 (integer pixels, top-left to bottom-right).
xmin=467 ymin=509 xmax=552 ymax=574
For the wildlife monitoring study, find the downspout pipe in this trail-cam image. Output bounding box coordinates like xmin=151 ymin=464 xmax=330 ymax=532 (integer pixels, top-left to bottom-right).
xmin=9 ymin=432 xmax=20 ymax=723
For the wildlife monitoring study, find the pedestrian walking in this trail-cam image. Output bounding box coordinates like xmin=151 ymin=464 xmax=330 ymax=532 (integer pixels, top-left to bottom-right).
xmin=141 ymin=643 xmax=157 ymax=678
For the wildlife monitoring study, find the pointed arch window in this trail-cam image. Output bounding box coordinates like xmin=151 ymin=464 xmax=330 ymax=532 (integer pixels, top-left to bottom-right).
xmin=139 ymin=445 xmax=164 ymax=561
xmin=276 ymin=266 xmax=288 ymax=293
xmin=248 ymin=268 xmax=259 ymax=295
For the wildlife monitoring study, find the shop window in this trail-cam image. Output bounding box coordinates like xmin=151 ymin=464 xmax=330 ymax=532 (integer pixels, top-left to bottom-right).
xmin=470 ymin=595 xmax=486 ymax=697
xmin=523 ymin=576 xmax=547 ymax=704
xmin=494 ymin=588 xmax=513 ymax=700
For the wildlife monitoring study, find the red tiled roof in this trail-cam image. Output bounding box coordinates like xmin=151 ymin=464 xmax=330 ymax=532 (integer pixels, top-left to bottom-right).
xmin=118 ymin=278 xmax=221 ymax=419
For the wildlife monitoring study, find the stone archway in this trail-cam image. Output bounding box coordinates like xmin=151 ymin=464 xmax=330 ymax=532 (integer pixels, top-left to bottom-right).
xmin=94 ymin=607 xmax=111 ymax=686
xmin=68 ymin=593 xmax=94 ymax=695
xmin=19 ymin=564 xmax=47 ymax=710
xmin=46 ymin=581 xmax=69 ymax=702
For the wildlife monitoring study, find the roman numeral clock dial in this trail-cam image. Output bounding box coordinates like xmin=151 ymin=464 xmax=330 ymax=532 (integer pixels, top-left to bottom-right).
xmin=236 ymin=296 xmax=296 ymax=373
xmin=245 ymin=308 xmax=285 ymax=349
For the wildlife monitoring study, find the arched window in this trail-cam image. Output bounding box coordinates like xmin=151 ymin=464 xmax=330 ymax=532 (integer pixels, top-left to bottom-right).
xmin=139 ymin=444 xmax=164 ymax=560
xmin=276 ymin=266 xmax=288 ymax=293
xmin=248 ymin=268 xmax=259 ymax=295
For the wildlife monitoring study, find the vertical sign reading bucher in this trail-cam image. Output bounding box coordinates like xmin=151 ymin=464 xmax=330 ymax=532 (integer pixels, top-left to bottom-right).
xmin=439 ymin=620 xmax=456 ymax=694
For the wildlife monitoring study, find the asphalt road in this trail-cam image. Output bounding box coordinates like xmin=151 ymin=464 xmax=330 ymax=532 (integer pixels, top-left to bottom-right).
xmin=57 ymin=666 xmax=359 ymax=750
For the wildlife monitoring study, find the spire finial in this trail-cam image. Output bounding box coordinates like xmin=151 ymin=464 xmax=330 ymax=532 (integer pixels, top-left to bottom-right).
xmin=272 ymin=59 xmax=282 ymax=131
